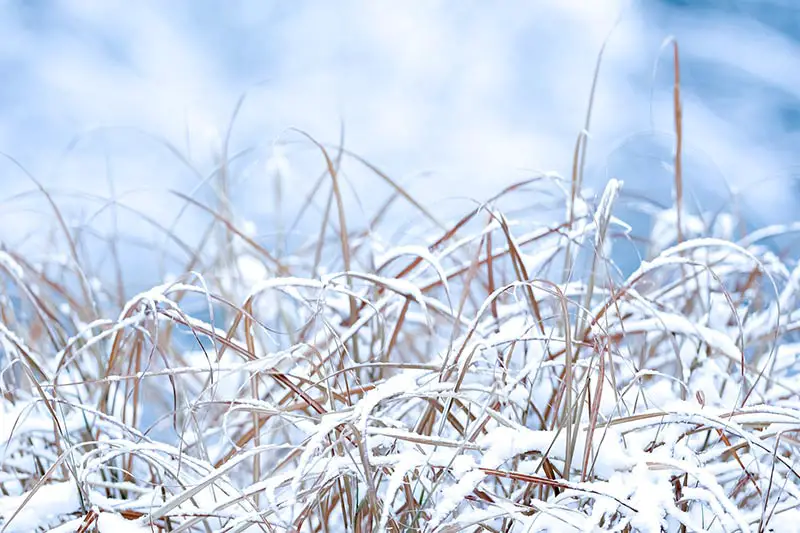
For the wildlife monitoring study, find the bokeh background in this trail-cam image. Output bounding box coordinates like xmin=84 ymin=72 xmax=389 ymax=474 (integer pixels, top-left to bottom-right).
xmin=0 ymin=0 xmax=798 ymax=286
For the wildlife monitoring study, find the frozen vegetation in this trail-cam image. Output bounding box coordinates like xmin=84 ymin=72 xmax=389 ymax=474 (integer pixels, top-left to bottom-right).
xmin=1 ymin=48 xmax=799 ymax=530
xmin=2 ymin=151 xmax=800 ymax=532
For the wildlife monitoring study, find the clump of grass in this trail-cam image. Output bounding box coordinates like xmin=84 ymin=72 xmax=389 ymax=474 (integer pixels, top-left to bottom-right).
xmin=2 ymin=141 xmax=799 ymax=533
xmin=2 ymin=52 xmax=800 ymax=533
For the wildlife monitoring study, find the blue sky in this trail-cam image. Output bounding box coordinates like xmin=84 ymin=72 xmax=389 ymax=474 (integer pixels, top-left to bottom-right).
xmin=0 ymin=1 xmax=798 ymax=265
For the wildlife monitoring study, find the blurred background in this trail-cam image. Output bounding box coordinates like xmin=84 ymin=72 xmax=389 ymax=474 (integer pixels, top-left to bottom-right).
xmin=0 ymin=0 xmax=798 ymax=287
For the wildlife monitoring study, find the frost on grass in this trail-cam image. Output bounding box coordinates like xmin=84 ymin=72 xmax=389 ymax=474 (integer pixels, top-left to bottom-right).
xmin=1 ymin=156 xmax=800 ymax=533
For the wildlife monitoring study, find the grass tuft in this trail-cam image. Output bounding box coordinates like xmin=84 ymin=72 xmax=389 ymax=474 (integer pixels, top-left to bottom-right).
xmin=1 ymin=51 xmax=800 ymax=533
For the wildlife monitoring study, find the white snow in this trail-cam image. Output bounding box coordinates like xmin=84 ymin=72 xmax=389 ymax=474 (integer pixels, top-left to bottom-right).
xmin=0 ymin=483 xmax=81 ymax=532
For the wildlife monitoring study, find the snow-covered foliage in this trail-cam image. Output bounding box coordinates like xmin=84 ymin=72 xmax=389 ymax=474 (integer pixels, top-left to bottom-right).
xmin=1 ymin=152 xmax=799 ymax=532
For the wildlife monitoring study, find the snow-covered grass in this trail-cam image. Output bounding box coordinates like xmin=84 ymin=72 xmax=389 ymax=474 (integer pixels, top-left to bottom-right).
xmin=2 ymin=163 xmax=799 ymax=533
xmin=2 ymin=66 xmax=800 ymax=533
